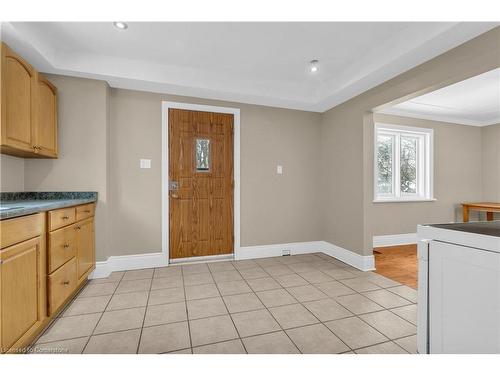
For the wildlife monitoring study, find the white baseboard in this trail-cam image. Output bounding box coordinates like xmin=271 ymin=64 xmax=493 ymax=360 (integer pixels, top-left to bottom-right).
xmin=90 ymin=240 xmax=376 ymax=279
xmin=373 ymin=233 xmax=417 ymax=248
xmin=319 ymin=241 xmax=375 ymax=271
xmin=90 ymin=252 xmax=168 ymax=279
xmin=235 ymin=241 xmax=324 ymax=260
xmin=235 ymin=240 xmax=375 ymax=272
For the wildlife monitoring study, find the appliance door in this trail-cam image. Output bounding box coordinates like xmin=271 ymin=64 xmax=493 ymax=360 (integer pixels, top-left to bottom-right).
xmin=417 ymin=239 xmax=430 ymax=354
xmin=428 ymin=240 xmax=500 ymax=353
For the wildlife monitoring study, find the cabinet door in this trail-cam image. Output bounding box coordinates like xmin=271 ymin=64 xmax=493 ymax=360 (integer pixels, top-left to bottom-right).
xmin=76 ymin=217 xmax=94 ymax=280
xmin=0 ymin=237 xmax=45 ymax=352
xmin=34 ymin=73 xmax=58 ymax=158
xmin=1 ymin=43 xmax=36 ymax=153
xmin=429 ymin=241 xmax=500 ymax=353
xmin=48 ymin=257 xmax=77 ymax=316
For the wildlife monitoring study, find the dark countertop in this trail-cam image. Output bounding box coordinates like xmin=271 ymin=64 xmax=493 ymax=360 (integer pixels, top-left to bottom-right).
xmin=430 ymin=221 xmax=500 ymax=238
xmin=0 ymin=192 xmax=98 ymax=220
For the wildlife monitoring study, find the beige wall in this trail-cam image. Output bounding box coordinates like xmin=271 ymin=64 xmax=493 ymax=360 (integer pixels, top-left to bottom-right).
xmin=23 ymin=75 xmax=111 ymax=261
xmin=1 ymin=26 xmax=498 ymax=262
xmin=109 ymin=89 xmax=322 ymax=258
xmin=1 ymin=75 xmax=321 ymax=262
xmin=482 ymin=123 xmax=500 ymax=219
xmin=366 ymin=114 xmax=483 ymax=240
xmin=321 ymin=27 xmax=500 ymax=255
xmin=0 ymin=154 xmax=24 ymax=191
xmin=320 ymin=100 xmax=365 ymax=254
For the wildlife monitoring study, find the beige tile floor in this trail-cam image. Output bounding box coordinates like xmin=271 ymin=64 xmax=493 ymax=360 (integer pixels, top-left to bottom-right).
xmin=31 ymin=253 xmax=417 ymax=354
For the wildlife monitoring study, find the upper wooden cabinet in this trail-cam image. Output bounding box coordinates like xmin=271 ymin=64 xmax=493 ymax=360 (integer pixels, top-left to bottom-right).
xmin=34 ymin=74 xmax=58 ymax=157
xmin=0 ymin=42 xmax=58 ymax=158
xmin=0 ymin=42 xmax=36 ymax=154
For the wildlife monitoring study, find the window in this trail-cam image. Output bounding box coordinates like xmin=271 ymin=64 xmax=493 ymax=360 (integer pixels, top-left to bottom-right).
xmin=374 ymin=123 xmax=433 ymax=202
xmin=195 ymin=138 xmax=210 ymax=171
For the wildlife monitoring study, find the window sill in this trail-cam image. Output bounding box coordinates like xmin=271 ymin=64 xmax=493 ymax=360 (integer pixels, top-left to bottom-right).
xmin=373 ymin=198 xmax=437 ymax=203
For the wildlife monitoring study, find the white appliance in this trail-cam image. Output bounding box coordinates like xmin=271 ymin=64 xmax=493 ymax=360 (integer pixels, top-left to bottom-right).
xmin=417 ymin=221 xmax=500 ymax=354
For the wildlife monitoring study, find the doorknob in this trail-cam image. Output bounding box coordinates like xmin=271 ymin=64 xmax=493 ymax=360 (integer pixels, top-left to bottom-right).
xmin=169 ymin=180 xmax=179 ymax=199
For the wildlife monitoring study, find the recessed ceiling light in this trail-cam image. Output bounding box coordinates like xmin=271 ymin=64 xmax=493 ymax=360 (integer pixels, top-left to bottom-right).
xmin=113 ymin=22 xmax=128 ymax=30
xmin=309 ymin=59 xmax=319 ymax=73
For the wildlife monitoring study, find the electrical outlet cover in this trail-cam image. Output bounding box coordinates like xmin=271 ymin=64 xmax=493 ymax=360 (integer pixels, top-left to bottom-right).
xmin=140 ymin=159 xmax=152 ymax=169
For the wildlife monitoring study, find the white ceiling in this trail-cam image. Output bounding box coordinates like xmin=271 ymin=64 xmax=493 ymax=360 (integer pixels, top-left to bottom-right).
xmin=380 ymin=68 xmax=500 ymax=126
xmin=1 ymin=22 xmax=498 ymax=112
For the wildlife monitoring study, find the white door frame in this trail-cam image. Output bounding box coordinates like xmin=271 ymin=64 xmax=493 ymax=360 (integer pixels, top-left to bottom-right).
xmin=161 ymin=101 xmax=241 ymax=264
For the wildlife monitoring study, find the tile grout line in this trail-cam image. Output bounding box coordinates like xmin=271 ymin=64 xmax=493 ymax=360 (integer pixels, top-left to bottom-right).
xmin=51 ymin=285 xmax=416 ymax=337
xmin=34 ymin=273 xmax=123 ymax=350
xmin=285 ymin=276 xmax=412 ymax=351
xmin=231 ymin=262 xmax=303 ymax=354
xmin=390 ymin=334 xmax=416 ymax=354
xmin=133 ymin=269 xmax=155 ymax=354
xmin=296 ymin=298 xmax=358 ymax=353
xmin=37 ymin=257 xmax=417 ymax=354
xmin=34 ymin=312 xmax=361 ymax=351
xmin=270 ymin=260 xmax=368 ymax=354
xmin=317 ymin=298 xmax=400 ymax=344
xmin=90 ymin=273 xmax=416 ymax=334
xmin=207 ymin=263 xmax=249 ymax=354
xmin=355 ymin=311 xmax=415 ymax=344
xmin=80 ymin=271 xmax=124 ymax=353
xmin=181 ymin=265 xmax=194 ymax=354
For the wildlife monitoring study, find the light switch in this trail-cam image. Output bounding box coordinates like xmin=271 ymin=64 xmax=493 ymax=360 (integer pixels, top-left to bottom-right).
xmin=276 ymin=165 xmax=283 ymax=175
xmin=140 ymin=159 xmax=151 ymax=169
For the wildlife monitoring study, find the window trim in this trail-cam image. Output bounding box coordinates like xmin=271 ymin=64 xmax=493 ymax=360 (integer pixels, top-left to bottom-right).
xmin=373 ymin=123 xmax=434 ymax=203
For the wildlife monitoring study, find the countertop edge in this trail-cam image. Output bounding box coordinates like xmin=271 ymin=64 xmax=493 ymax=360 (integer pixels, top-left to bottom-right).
xmin=417 ymin=224 xmax=500 ymax=253
xmin=0 ymin=198 xmax=97 ymax=220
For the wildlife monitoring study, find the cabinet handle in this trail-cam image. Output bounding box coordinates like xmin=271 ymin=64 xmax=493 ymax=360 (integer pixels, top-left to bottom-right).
xmin=63 ymin=244 xmax=70 ymax=249
xmin=62 ymin=281 xmax=70 ymax=285
xmin=75 ymin=226 xmax=81 ymax=230
xmin=84 ymin=210 xmax=91 ymax=213
xmin=62 ymin=216 xmax=70 ymax=220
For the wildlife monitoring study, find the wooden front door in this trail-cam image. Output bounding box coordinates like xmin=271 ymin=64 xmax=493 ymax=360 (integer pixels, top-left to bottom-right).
xmin=169 ymin=108 xmax=234 ymax=259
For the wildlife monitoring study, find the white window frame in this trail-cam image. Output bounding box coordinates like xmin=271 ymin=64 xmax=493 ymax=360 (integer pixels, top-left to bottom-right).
xmin=374 ymin=123 xmax=434 ymax=203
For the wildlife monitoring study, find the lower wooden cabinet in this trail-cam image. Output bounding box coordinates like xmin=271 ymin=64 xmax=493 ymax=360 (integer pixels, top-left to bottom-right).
xmin=0 ymin=203 xmax=95 ymax=353
xmin=46 ymin=204 xmax=95 ymax=315
xmin=0 ymin=214 xmax=47 ymax=354
xmin=48 ymin=225 xmax=77 ymax=273
xmin=76 ymin=217 xmax=95 ymax=281
xmin=48 ymin=258 xmax=77 ymax=316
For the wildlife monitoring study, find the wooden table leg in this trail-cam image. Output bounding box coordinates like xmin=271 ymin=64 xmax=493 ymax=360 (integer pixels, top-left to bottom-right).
xmin=486 ymin=211 xmax=494 ymax=221
xmin=463 ymin=206 xmax=470 ymax=222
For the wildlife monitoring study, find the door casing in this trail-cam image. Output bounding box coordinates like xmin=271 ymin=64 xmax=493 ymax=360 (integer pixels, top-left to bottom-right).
xmin=161 ymin=101 xmax=241 ymax=264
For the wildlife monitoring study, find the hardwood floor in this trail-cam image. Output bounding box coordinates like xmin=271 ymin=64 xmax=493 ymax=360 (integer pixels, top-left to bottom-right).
xmin=373 ymin=244 xmax=418 ymax=289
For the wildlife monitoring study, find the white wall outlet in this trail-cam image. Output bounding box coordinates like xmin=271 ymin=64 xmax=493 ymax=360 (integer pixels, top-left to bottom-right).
xmin=276 ymin=165 xmax=283 ymax=175
xmin=282 ymin=249 xmax=291 ymax=256
xmin=140 ymin=159 xmax=151 ymax=169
